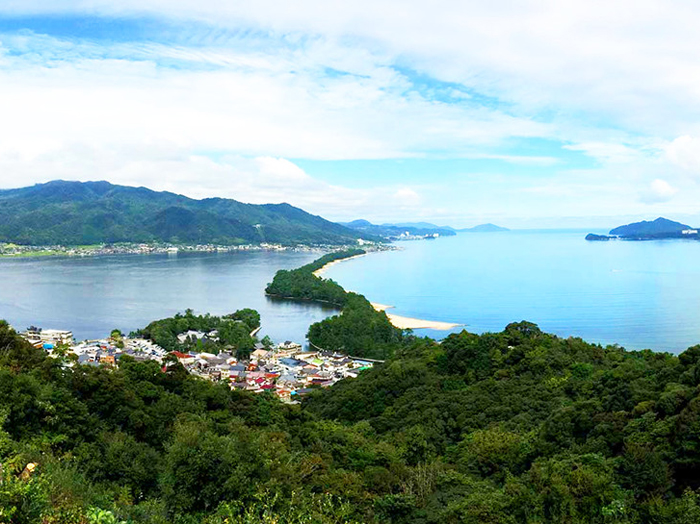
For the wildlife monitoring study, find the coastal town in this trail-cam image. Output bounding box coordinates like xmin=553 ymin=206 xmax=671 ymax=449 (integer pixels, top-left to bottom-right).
xmin=17 ymin=325 xmax=376 ymax=403
xmin=0 ymin=241 xmax=362 ymax=258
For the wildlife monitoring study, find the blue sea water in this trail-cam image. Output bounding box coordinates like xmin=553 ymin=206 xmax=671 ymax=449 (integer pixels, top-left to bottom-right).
xmin=0 ymin=250 xmax=337 ymax=344
xmin=322 ymin=230 xmax=700 ymax=354
xmin=1 ymin=231 xmax=699 ymax=353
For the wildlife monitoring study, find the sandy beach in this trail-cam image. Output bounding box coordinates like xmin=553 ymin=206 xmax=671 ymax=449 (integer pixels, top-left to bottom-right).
xmin=312 ymin=253 xmax=367 ymax=277
xmin=370 ymin=302 xmax=461 ymax=330
xmin=313 ymin=253 xmax=461 ymax=331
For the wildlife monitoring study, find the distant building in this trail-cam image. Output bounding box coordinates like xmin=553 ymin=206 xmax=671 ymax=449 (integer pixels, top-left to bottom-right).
xmin=20 ymin=327 xmax=74 ymax=346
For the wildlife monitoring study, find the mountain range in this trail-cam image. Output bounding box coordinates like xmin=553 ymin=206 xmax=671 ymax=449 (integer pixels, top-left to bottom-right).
xmin=340 ymin=219 xmax=457 ymax=239
xmin=0 ymin=181 xmax=373 ymax=246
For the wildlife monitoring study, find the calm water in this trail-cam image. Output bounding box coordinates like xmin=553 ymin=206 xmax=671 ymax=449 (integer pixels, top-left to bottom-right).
xmin=323 ymin=231 xmax=700 ymax=353
xmin=2 ymin=231 xmax=700 ymax=353
xmin=0 ymin=250 xmax=338 ymax=344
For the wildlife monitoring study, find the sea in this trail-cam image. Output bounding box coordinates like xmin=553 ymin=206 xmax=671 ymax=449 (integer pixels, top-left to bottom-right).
xmin=0 ymin=249 xmax=337 ymax=345
xmin=1 ymin=230 xmax=700 ymax=353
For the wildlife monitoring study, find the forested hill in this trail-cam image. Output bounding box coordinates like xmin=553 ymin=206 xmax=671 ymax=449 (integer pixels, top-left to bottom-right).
xmin=0 ymin=180 xmax=372 ymax=246
xmin=609 ymin=217 xmax=692 ymax=238
xmin=3 ymin=317 xmax=700 ymax=522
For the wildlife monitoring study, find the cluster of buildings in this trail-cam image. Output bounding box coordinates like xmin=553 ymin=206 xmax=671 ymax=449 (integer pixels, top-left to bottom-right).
xmin=20 ymin=326 xmax=168 ymax=367
xmin=18 ymin=327 xmax=374 ymax=402
xmin=388 ymin=231 xmax=441 ymax=241
xmin=0 ymin=242 xmax=367 ymax=259
xmin=172 ymin=341 xmax=374 ymax=401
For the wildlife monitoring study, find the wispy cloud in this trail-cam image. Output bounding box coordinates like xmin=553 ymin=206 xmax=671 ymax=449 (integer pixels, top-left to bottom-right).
xmin=2 ymin=3 xmax=700 ymax=226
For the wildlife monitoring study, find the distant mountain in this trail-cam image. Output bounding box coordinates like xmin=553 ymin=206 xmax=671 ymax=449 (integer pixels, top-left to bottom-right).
xmin=390 ymin=221 xmax=456 ymax=231
xmin=459 ymin=223 xmax=510 ymax=233
xmin=609 ymin=217 xmax=691 ymax=237
xmin=586 ymin=217 xmax=698 ymax=241
xmin=340 ymin=219 xmax=456 ymax=239
xmin=0 ymin=180 xmax=375 ymax=246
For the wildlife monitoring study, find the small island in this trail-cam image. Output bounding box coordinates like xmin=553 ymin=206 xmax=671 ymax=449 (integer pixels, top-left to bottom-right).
xmin=459 ymin=223 xmax=510 ymax=233
xmin=586 ymin=217 xmax=698 ymax=241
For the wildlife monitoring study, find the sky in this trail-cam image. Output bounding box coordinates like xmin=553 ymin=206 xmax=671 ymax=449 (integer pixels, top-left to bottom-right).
xmin=1 ymin=2 xmax=700 ymax=228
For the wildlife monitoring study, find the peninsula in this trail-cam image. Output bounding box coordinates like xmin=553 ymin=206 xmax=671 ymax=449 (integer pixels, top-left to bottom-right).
xmin=267 ymin=249 xmax=461 ymax=337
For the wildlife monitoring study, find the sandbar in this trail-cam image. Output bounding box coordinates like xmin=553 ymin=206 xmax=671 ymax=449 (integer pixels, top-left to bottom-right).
xmin=312 ymin=254 xmax=367 ymax=277
xmin=371 ymin=302 xmax=461 ymax=330
xmin=314 ymin=254 xmax=461 ymax=330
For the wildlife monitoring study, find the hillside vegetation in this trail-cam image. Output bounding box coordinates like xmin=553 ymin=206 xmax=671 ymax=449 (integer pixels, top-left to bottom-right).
xmin=0 ymin=181 xmax=372 ymax=246
xmin=2 ymin=319 xmax=700 ymax=523
xmin=266 ymin=249 xmax=404 ymax=359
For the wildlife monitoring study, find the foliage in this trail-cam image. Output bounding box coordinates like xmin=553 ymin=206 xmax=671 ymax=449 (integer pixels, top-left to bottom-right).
xmin=134 ymin=308 xmax=257 ymax=352
xmin=265 ymin=249 xmax=366 ymax=306
xmin=266 ymin=250 xmax=403 ymax=359
xmin=3 ymin=309 xmax=700 ymax=522
xmin=0 ymin=180 xmax=373 ymax=246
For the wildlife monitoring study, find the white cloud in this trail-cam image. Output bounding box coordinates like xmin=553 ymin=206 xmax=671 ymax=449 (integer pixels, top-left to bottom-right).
xmin=3 ymin=3 xmax=700 ymax=224
xmin=666 ymin=135 xmax=700 ymax=174
xmin=638 ymin=178 xmax=678 ymax=204
xmin=5 ymin=1 xmax=700 ymax=136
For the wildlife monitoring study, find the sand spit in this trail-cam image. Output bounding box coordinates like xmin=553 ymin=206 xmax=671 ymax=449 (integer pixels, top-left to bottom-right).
xmin=313 ymin=253 xmax=462 ymax=331
xmin=312 ymin=254 xmax=367 ymax=277
xmin=370 ymin=302 xmax=461 ymax=330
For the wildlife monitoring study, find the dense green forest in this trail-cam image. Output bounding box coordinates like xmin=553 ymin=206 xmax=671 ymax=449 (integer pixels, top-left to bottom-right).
xmin=133 ymin=309 xmax=260 ymax=357
xmin=266 ymin=249 xmax=403 ymax=359
xmin=3 ymin=318 xmax=700 ymax=523
xmin=0 ymin=181 xmax=374 ymax=246
xmin=4 ymin=251 xmax=700 ymax=522
xmin=265 ymin=249 xmax=366 ymax=306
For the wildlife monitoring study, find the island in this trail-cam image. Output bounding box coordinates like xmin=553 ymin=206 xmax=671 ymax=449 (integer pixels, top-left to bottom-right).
xmin=585 ymin=217 xmax=699 ymax=241
xmin=458 ymin=223 xmax=510 ymax=232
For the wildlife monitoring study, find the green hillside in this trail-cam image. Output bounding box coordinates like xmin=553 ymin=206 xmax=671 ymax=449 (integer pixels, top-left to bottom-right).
xmin=0 ymin=181 xmax=372 ymax=246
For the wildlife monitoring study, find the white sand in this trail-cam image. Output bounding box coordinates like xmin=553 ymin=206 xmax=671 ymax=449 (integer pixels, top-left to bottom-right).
xmin=312 ymin=254 xmax=367 ymax=277
xmin=314 ymin=256 xmax=461 ymax=330
xmin=371 ymin=302 xmax=461 ymax=330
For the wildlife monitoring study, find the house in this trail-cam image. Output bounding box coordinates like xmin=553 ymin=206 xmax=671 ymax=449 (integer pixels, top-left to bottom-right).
xmin=177 ymin=330 xmax=207 ymax=344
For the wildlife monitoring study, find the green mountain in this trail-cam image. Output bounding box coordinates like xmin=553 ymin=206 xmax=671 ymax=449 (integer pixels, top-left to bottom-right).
xmin=0 ymin=180 xmax=373 ymax=246
xmin=609 ymin=217 xmax=692 ymax=237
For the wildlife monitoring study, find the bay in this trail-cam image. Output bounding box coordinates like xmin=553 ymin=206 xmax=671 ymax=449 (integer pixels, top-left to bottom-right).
xmin=322 ymin=230 xmax=700 ymax=354
xmin=0 ymin=250 xmax=338 ymax=344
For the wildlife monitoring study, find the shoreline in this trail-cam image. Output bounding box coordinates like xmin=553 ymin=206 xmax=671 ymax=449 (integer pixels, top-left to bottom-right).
xmin=370 ymin=302 xmax=462 ymax=330
xmin=312 ymin=250 xmax=462 ymax=331
xmin=312 ymin=253 xmax=368 ymax=277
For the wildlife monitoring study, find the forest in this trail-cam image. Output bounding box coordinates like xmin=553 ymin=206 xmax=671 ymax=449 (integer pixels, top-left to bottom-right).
xmin=266 ymin=249 xmax=403 ymax=359
xmin=3 ymin=251 xmax=700 ymax=523
xmin=265 ymin=249 xmax=367 ymax=307
xmin=3 ymin=318 xmax=700 ymax=522
xmin=133 ymin=308 xmax=260 ymax=356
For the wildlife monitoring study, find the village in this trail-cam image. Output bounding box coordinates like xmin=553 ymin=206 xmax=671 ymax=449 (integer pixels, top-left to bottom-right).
xmin=0 ymin=241 xmax=341 ymax=258
xmin=17 ymin=325 xmax=375 ymax=403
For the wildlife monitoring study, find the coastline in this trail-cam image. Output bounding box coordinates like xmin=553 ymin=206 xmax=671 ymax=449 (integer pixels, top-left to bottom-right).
xmin=370 ymin=302 xmax=462 ymax=330
xmin=312 ymin=253 xmax=367 ymax=277
xmin=312 ymin=250 xmax=462 ymax=331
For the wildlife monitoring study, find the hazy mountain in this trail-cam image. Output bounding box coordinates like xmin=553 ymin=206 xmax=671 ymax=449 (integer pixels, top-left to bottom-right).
xmin=0 ymin=180 xmax=374 ymax=246
xmin=459 ymin=223 xmax=510 ymax=233
xmin=340 ymin=219 xmax=456 ymax=239
xmin=390 ymin=221 xmax=456 ymax=231
xmin=609 ymin=217 xmax=691 ymax=237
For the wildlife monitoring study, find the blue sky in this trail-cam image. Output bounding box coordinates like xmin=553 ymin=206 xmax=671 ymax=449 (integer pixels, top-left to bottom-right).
xmin=1 ymin=2 xmax=700 ymax=228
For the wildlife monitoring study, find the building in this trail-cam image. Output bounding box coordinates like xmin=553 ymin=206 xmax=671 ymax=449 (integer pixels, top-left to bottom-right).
xmin=20 ymin=326 xmax=74 ymax=346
